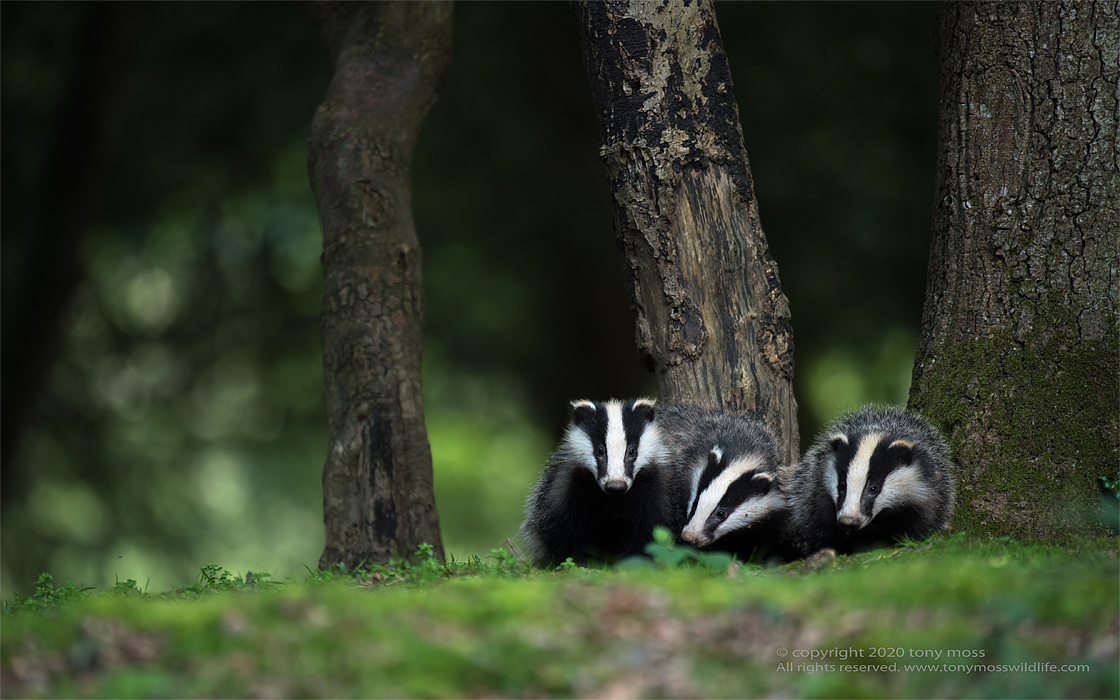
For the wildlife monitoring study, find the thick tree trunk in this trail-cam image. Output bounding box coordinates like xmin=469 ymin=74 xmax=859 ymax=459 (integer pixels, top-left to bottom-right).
xmin=572 ymin=0 xmax=799 ymax=465
xmin=308 ymin=1 xmax=452 ymax=568
xmin=909 ymin=1 xmax=1119 ymax=539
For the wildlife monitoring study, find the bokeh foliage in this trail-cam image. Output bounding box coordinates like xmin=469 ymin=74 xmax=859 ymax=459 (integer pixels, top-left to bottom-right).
xmin=1 ymin=2 xmax=939 ymax=596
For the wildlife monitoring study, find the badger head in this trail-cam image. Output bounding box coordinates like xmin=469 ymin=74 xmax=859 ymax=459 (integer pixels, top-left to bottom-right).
xmin=827 ymin=432 xmax=935 ymax=531
xmin=681 ymin=447 xmax=783 ymax=548
xmin=566 ymin=398 xmax=660 ymax=494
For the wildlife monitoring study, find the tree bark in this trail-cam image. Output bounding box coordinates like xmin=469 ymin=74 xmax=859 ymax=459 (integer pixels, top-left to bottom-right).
xmin=308 ymin=1 xmax=452 ymax=568
xmin=909 ymin=1 xmax=1119 ymax=539
xmin=571 ymin=0 xmax=799 ymax=465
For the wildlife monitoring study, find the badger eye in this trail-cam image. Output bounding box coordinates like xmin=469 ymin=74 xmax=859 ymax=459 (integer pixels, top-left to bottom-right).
xmin=869 ymin=485 xmax=878 ymax=495
xmin=627 ymin=445 xmax=636 ymax=458
xmin=715 ymin=509 xmax=727 ymax=520
xmin=595 ymin=446 xmax=605 ymax=457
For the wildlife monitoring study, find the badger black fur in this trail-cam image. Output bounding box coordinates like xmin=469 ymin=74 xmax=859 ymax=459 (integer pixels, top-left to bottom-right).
xmin=786 ymin=405 xmax=955 ymax=556
xmin=661 ymin=407 xmax=793 ymax=562
xmin=520 ymin=398 xmax=690 ymax=567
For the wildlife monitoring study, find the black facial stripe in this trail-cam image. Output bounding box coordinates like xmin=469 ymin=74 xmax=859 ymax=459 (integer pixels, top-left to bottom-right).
xmin=832 ymin=435 xmax=855 ymax=485
xmin=694 ymin=452 xmax=724 ymax=508
xmin=574 ymin=403 xmax=608 ymax=442
xmin=574 ymin=402 xmax=609 ymax=479
xmin=867 ymin=436 xmax=913 ymax=486
xmin=719 ymin=473 xmax=771 ymax=511
xmin=621 ymin=400 xmax=652 ymax=451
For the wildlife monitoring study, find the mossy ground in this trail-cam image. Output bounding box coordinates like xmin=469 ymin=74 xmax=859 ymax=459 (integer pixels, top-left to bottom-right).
xmin=2 ymin=535 xmax=1117 ymax=699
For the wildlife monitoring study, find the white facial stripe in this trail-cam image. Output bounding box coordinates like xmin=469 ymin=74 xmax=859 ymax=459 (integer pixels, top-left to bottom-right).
xmin=632 ymin=421 xmax=665 ymax=477
xmin=604 ymin=401 xmax=628 ymax=482
xmin=686 ymin=447 xmax=725 ymax=511
xmin=561 ymin=425 xmax=597 ymax=477
xmin=714 ymin=490 xmax=785 ymax=541
xmin=825 ymin=457 xmax=839 ymax=503
xmin=873 ymin=465 xmax=934 ymax=517
xmin=838 ymin=432 xmax=882 ymax=520
xmin=687 ymin=455 xmax=707 ymax=516
xmin=683 ymin=454 xmax=765 ymax=536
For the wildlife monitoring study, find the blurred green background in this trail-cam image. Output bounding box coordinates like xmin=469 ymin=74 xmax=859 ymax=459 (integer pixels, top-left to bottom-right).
xmin=1 ymin=2 xmax=939 ymax=597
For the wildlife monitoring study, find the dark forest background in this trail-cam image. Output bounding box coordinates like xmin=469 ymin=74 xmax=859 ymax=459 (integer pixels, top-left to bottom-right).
xmin=1 ymin=1 xmax=939 ymax=596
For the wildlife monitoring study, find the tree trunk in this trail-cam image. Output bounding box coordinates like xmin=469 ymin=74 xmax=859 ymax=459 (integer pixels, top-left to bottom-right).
xmin=571 ymin=0 xmax=799 ymax=465
xmin=909 ymin=1 xmax=1119 ymax=539
xmin=308 ymin=1 xmax=452 ymax=569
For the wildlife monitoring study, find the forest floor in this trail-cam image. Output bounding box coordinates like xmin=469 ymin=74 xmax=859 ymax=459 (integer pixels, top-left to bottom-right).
xmin=1 ymin=534 xmax=1117 ymax=699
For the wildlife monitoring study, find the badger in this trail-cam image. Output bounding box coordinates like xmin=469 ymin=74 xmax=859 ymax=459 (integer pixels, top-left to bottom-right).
xmin=520 ymin=398 xmax=691 ymax=567
xmin=672 ymin=410 xmax=794 ymax=562
xmin=785 ymin=405 xmax=955 ymax=556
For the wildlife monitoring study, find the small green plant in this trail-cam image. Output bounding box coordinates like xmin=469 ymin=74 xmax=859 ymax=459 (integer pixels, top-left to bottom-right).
xmin=348 ymin=543 xmax=460 ymax=586
xmin=1099 ymin=475 xmax=1120 ymax=499
xmin=410 ymin=542 xmax=452 ymax=584
xmin=3 ymin=573 xmax=94 ymax=614
xmin=643 ymin=527 xmax=736 ymax=570
xmin=486 ymin=547 xmax=523 ymax=575
xmin=108 ymin=577 xmax=146 ymax=598
xmin=304 ymin=560 xmax=371 ymax=584
xmin=169 ymin=564 xmax=278 ymax=598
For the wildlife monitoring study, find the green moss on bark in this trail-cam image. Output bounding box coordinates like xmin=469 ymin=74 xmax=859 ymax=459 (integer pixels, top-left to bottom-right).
xmin=910 ymin=311 xmax=1119 ymax=541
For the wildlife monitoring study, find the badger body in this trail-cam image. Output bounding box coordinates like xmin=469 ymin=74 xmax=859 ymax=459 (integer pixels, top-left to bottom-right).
xmin=665 ymin=407 xmax=794 ymax=562
xmin=520 ymin=398 xmax=690 ymax=567
xmin=786 ymin=405 xmax=955 ymax=556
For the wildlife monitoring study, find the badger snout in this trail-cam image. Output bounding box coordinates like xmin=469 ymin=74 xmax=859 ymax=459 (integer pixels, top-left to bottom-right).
xmin=602 ymin=478 xmax=630 ymax=494
xmin=837 ymin=513 xmax=864 ymax=530
xmin=680 ymin=528 xmax=711 ymax=548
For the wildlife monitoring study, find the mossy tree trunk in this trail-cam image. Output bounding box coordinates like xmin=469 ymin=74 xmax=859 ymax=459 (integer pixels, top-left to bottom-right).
xmin=571 ymin=0 xmax=800 ymax=465
xmin=308 ymin=1 xmax=452 ymax=568
xmin=909 ymin=1 xmax=1119 ymax=539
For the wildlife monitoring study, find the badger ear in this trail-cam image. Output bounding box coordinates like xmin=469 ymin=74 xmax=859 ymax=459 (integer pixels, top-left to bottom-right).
xmin=569 ymin=400 xmax=596 ymax=425
xmin=889 ymin=439 xmax=914 ymax=465
xmin=632 ymin=398 xmax=656 ymax=422
xmin=751 ymin=472 xmax=775 ymax=492
xmin=708 ymin=447 xmax=723 ymax=468
xmin=829 ymin=434 xmax=849 ymax=452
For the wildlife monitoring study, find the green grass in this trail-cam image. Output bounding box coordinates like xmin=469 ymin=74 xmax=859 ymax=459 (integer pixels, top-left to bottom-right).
xmin=2 ymin=535 xmax=1117 ymax=699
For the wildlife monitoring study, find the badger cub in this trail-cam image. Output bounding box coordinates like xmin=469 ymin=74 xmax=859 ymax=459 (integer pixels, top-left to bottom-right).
xmin=670 ymin=408 xmax=793 ymax=562
xmin=786 ymin=405 xmax=955 ymax=556
xmin=520 ymin=398 xmax=686 ymax=567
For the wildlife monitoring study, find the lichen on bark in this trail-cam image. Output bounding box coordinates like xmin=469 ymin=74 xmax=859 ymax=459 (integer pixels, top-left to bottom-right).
xmin=573 ymin=0 xmax=799 ymax=464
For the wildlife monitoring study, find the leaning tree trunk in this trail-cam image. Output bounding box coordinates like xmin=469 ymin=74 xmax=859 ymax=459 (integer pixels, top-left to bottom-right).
xmin=572 ymin=0 xmax=799 ymax=464
xmin=308 ymin=1 xmax=453 ymax=569
xmin=909 ymin=1 xmax=1119 ymax=539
